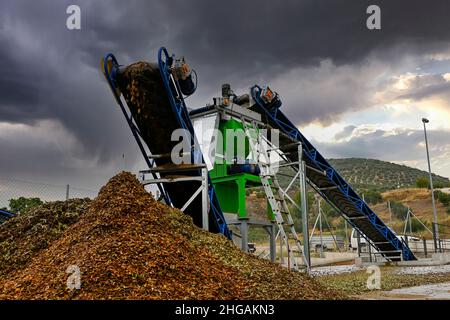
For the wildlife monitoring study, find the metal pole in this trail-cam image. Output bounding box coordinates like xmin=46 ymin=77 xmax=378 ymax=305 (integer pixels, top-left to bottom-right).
xmin=345 ymin=220 xmax=349 ymax=251
xmin=422 ymin=118 xmax=439 ymax=251
xmin=66 ymin=184 xmax=70 ymax=201
xmin=388 ymin=200 xmax=392 ymax=225
xmin=319 ymin=199 xmax=324 ymax=258
xmin=322 ymin=209 xmax=340 ymax=252
xmin=240 ymin=219 xmax=248 ymax=253
xmin=309 ymin=214 xmax=320 ymax=242
xmin=299 ymin=144 xmax=311 ymax=270
xmin=279 ymin=230 xmax=284 ymax=265
xmin=432 ymin=223 xmax=438 ymax=253
xmin=269 ymin=224 xmax=276 ymax=263
xmin=201 ymin=168 xmax=209 ymax=231
xmin=357 ymin=231 xmax=361 ymax=258
xmin=423 ymin=238 xmax=428 ymax=258
xmin=408 ymin=208 xmax=412 ymax=236
xmin=403 ymin=209 xmax=409 ymax=235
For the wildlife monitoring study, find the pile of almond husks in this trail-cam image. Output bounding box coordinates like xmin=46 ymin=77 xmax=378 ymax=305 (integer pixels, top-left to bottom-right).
xmin=0 ymin=199 xmax=91 ymax=277
xmin=0 ymin=172 xmax=345 ymax=300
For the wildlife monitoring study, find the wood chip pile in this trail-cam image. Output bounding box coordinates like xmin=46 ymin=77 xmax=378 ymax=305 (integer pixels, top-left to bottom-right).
xmin=0 ymin=172 xmax=345 ymax=300
xmin=0 ymin=199 xmax=91 ymax=277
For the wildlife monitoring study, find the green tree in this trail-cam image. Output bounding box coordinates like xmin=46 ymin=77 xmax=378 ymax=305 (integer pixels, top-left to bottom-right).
xmin=390 ymin=201 xmax=408 ymax=220
xmin=410 ymin=219 xmax=426 ymax=233
xmin=363 ymin=190 xmax=382 ymax=205
xmin=416 ymin=176 xmax=429 ymax=189
xmin=8 ymin=197 xmax=43 ymax=214
xmin=436 ymin=191 xmax=450 ymax=207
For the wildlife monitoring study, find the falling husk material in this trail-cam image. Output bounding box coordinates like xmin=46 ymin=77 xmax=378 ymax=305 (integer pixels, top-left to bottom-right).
xmin=116 ymin=62 xmax=210 ymax=231
xmin=0 ymin=172 xmax=346 ymax=300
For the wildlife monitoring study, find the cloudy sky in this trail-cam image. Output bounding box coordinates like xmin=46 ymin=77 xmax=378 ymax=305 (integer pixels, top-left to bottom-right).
xmin=1 ymin=0 xmax=450 ymax=199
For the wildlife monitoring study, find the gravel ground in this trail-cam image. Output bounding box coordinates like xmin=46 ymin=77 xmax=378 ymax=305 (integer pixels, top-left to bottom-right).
xmin=386 ymin=282 xmax=450 ymax=299
xmin=317 ymin=265 xmax=450 ymax=297
xmin=312 ymin=263 xmax=450 ymax=277
xmin=311 ymin=265 xmax=363 ymax=276
xmin=395 ymin=264 xmax=450 ymax=275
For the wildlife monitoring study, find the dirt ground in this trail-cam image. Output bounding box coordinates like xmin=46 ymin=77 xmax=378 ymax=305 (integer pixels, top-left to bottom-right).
xmin=373 ymin=188 xmax=448 ymax=223
xmin=368 ymin=188 xmax=450 ymax=239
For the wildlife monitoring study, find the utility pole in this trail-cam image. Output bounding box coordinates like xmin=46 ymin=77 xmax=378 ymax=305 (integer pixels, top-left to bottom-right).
xmin=344 ymin=220 xmax=349 ymax=251
xmin=66 ymin=184 xmax=70 ymax=201
xmin=422 ymin=118 xmax=439 ymax=252
xmin=388 ymin=200 xmax=392 ymax=226
xmin=299 ymin=144 xmax=311 ymax=271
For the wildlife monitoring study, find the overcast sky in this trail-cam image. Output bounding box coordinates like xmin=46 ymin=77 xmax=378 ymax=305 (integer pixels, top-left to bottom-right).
xmin=1 ymin=0 xmax=450 ymax=200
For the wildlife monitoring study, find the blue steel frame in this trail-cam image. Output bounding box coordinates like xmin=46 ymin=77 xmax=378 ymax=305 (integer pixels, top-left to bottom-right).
xmin=157 ymin=47 xmax=231 ymax=239
xmin=102 ymin=48 xmax=231 ymax=239
xmin=251 ymin=85 xmax=416 ymax=261
xmin=0 ymin=209 xmax=15 ymax=219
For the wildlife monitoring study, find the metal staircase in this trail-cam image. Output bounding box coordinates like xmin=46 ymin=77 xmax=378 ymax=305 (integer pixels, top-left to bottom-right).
xmin=243 ymin=119 xmax=307 ymax=270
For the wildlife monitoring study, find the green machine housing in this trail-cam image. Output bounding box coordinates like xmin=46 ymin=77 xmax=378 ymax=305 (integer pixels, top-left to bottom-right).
xmin=209 ymin=117 xmax=275 ymax=221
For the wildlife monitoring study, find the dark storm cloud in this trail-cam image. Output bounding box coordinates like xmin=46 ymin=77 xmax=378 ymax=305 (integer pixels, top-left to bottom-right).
xmin=0 ymin=0 xmax=162 ymax=166
xmin=334 ymin=125 xmax=357 ymax=140
xmin=268 ymin=60 xmax=381 ymax=126
xmin=3 ymin=0 xmax=450 ymax=123
xmin=164 ymin=0 xmax=450 ymax=79
xmin=1 ymin=0 xmax=450 ymax=186
xmin=316 ymin=128 xmax=450 ymax=162
xmin=395 ymin=74 xmax=450 ymax=102
xmin=399 ymin=82 xmax=450 ymax=102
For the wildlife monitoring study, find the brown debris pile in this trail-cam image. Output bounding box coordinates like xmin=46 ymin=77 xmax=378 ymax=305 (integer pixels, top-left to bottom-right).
xmin=0 ymin=172 xmax=345 ymax=300
xmin=0 ymin=199 xmax=91 ymax=277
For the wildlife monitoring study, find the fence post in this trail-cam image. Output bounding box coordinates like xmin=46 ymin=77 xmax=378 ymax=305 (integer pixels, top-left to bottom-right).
xmin=432 ymin=222 xmax=438 ymax=253
xmin=423 ymin=238 xmax=427 ymax=258
xmin=66 ymin=184 xmax=70 ymax=201
xmin=344 ymin=220 xmax=349 ymax=251
xmin=357 ymin=231 xmax=361 ymax=258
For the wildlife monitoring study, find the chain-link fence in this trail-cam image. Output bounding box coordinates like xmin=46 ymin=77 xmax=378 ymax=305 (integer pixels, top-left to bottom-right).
xmin=399 ymin=222 xmax=450 ymax=257
xmin=0 ymin=177 xmax=98 ymax=211
xmin=434 ymin=222 xmax=450 ymax=252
